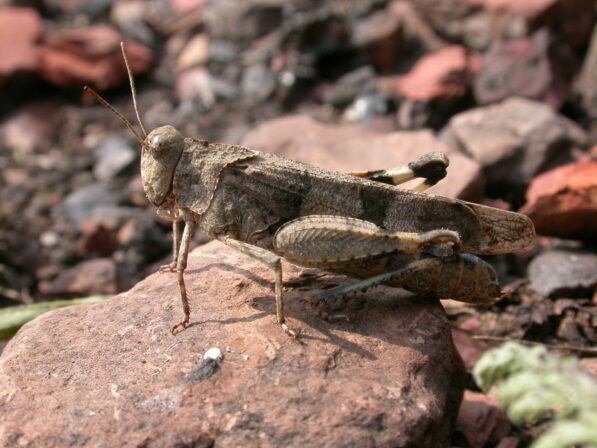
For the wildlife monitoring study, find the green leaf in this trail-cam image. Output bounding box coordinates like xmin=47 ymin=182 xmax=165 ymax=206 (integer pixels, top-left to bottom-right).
xmin=0 ymin=296 xmax=111 ymax=340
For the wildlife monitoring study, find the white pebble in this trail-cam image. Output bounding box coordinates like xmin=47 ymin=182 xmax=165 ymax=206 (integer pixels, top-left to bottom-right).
xmin=204 ymin=347 xmax=223 ymax=361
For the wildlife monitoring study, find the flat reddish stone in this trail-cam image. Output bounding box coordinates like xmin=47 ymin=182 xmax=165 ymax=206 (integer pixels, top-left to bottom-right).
xmin=37 ymin=25 xmax=152 ymax=90
xmin=0 ymin=7 xmax=43 ymax=79
xmin=485 ymin=0 xmax=558 ymax=18
xmin=521 ymin=157 xmax=597 ymax=241
xmin=242 ymin=115 xmax=484 ymax=201
xmin=456 ymin=391 xmax=511 ymax=448
xmin=38 ymin=258 xmax=132 ymax=298
xmin=395 ymin=46 xmax=479 ymax=103
xmin=0 ymin=242 xmax=466 ymax=447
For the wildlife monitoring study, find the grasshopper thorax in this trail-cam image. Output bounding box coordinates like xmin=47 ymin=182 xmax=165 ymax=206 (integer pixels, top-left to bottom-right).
xmin=141 ymin=125 xmax=185 ymax=206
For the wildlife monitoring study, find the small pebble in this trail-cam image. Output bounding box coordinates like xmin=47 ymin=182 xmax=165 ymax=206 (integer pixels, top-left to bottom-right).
xmin=204 ymin=347 xmax=223 ymax=361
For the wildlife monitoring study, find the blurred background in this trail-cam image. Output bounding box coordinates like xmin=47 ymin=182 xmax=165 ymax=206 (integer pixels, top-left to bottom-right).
xmin=1 ymin=1 xmax=596 ymax=333
xmin=0 ymin=0 xmax=595 ymax=445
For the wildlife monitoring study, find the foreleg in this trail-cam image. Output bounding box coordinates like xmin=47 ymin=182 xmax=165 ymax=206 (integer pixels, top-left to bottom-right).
xmin=171 ymin=221 xmax=195 ymax=334
xmin=156 ymin=208 xmax=183 ymax=273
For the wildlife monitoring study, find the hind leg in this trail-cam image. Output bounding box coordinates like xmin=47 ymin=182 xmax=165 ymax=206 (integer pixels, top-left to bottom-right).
xmin=348 ymin=152 xmax=449 ymax=192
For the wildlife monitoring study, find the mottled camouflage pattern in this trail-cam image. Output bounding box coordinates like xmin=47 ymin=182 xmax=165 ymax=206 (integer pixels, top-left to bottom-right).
xmin=183 ymin=148 xmax=535 ymax=256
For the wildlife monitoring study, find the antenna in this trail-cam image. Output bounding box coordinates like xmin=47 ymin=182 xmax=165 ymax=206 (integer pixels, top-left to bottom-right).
xmin=83 ymin=86 xmax=145 ymax=146
xmin=120 ymin=42 xmax=148 ymax=138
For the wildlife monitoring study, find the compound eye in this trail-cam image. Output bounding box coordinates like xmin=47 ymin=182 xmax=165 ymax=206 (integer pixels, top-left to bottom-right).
xmin=148 ymin=133 xmax=170 ymax=159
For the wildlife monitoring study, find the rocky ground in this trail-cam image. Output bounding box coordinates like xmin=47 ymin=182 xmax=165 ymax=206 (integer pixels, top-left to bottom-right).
xmin=0 ymin=0 xmax=596 ymax=447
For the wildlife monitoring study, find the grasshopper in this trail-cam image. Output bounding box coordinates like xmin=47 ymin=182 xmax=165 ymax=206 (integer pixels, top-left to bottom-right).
xmin=84 ymin=43 xmax=535 ymax=336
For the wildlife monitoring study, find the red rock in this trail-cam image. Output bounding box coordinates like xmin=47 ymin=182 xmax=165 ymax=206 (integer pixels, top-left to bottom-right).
xmin=474 ymin=30 xmax=571 ymax=109
xmin=451 ymin=327 xmax=490 ymax=370
xmin=38 ymin=258 xmax=132 ymax=298
xmin=242 ymin=115 xmax=484 ymax=201
xmin=1 ymin=168 xmax=28 ymax=186
xmin=387 ymin=1 xmax=445 ymax=53
xmin=497 ymin=437 xmax=520 ymax=448
xmin=485 ymin=0 xmax=558 ymax=18
xmin=0 ymin=7 xmax=43 ymax=80
xmin=580 ymin=358 xmax=597 ymax=381
xmin=443 ymin=97 xmax=587 ymax=192
xmin=531 ymin=0 xmax=595 ymax=50
xmin=0 ymin=241 xmax=466 ymax=447
xmin=177 ymin=34 xmax=209 ymax=70
xmin=37 ymin=25 xmax=153 ymax=90
xmin=456 ymin=391 xmax=511 ymax=448
xmin=116 ymin=219 xmax=137 ymax=246
xmin=353 ymin=8 xmax=404 ymax=72
xmin=175 ymin=67 xmax=212 ymax=103
xmin=394 ymin=46 xmax=479 ymax=103
xmin=171 ymin=0 xmax=207 ymax=15
xmin=577 ymin=25 xmax=597 ymax=138
xmin=79 ymin=220 xmax=116 ymax=257
xmin=521 ymin=158 xmax=597 ymax=241
xmin=410 ymin=1 xmax=488 ymax=50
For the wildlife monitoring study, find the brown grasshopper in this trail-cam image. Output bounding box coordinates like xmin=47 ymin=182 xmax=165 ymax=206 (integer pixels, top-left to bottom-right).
xmin=84 ymin=43 xmax=535 ymax=336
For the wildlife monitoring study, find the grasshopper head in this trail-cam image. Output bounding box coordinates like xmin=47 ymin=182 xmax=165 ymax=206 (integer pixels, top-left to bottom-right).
xmin=141 ymin=125 xmax=184 ymax=206
xmin=83 ymin=44 xmax=187 ymax=207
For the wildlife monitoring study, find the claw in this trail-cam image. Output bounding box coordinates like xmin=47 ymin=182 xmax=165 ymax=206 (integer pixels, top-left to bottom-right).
xmin=281 ymin=322 xmax=299 ymax=340
xmin=171 ymin=317 xmax=189 ymax=334
xmin=159 ymin=262 xmax=177 ymax=273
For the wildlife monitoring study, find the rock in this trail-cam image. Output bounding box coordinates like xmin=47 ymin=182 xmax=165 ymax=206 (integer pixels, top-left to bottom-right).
xmin=386 ymin=46 xmax=479 ymax=104
xmin=54 ymin=184 xmax=143 ymax=230
xmin=93 ymin=136 xmax=137 ymax=181
xmin=1 ymin=102 xmax=63 ymax=154
xmin=580 ymin=358 xmax=597 ymax=382
xmin=576 ymin=24 xmax=597 ymax=138
xmin=116 ymin=216 xmax=172 ymax=272
xmin=342 ymin=93 xmax=390 ymax=123
xmin=175 ymin=67 xmax=214 ymax=105
xmin=37 ymin=25 xmax=153 ymax=90
xmin=38 ymin=258 xmax=133 ymax=298
xmin=49 ymin=0 xmax=115 ymax=18
xmin=171 ymin=0 xmax=207 ymax=15
xmin=352 ymin=7 xmax=404 ymax=72
xmin=485 ymin=0 xmax=559 ymax=19
xmin=455 ymin=391 xmax=511 ymax=448
xmin=177 ymin=33 xmax=209 ymax=70
xmin=387 ymin=1 xmax=446 ymax=53
xmin=485 ymin=0 xmax=595 ymax=49
xmin=242 ymin=115 xmax=484 ymax=201
xmin=458 ymin=10 xmax=492 ymax=51
xmin=451 ymin=327 xmax=490 ymax=371
xmin=528 ymin=247 xmax=597 ymax=298
xmin=443 ymin=97 xmax=587 ymax=196
xmin=320 ymin=65 xmax=377 ymax=107
xmin=110 ymin=0 xmax=156 ymax=48
xmin=204 ymin=0 xmax=284 ymax=42
xmin=241 ymin=63 xmax=276 ymax=101
xmin=0 ymin=7 xmax=43 ymax=81
xmin=0 ymin=241 xmax=467 ymax=448
xmin=79 ymin=220 xmax=116 ymax=257
xmin=531 ymin=0 xmax=595 ymax=50
xmin=473 ymin=29 xmax=571 ymax=109
xmin=412 ymin=0 xmax=485 ymax=48
xmin=521 ymin=157 xmax=597 ymax=241
xmin=53 ymin=184 xmax=119 ymax=229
